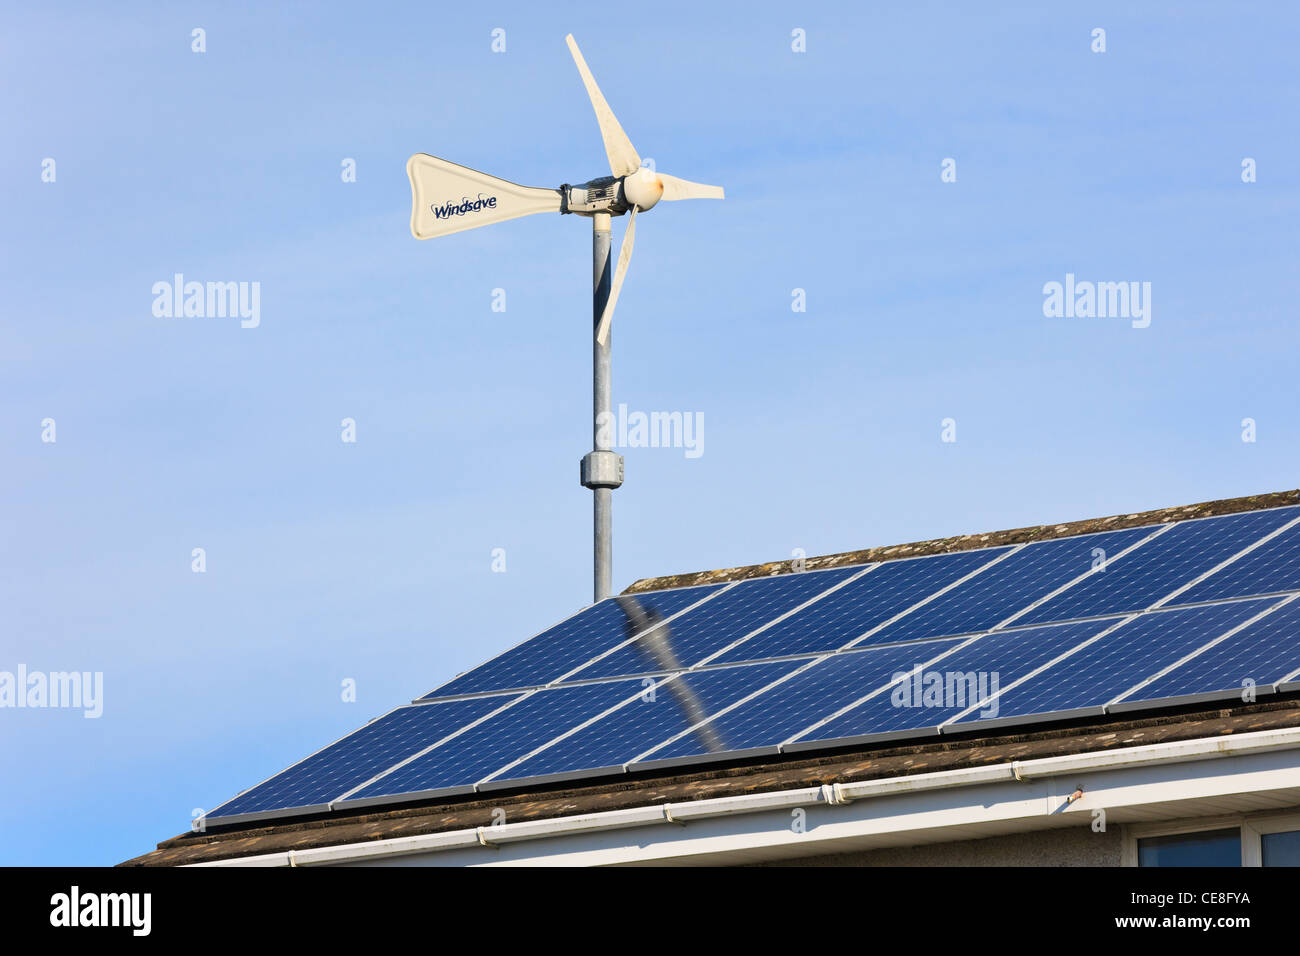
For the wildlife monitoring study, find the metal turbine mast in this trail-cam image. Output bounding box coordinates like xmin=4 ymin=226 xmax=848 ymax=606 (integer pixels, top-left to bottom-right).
xmin=405 ymin=34 xmax=723 ymax=603
xmin=585 ymin=209 xmax=619 ymax=604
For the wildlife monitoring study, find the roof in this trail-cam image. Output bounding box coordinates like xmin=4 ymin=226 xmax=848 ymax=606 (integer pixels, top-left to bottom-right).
xmin=121 ymin=488 xmax=1300 ymax=866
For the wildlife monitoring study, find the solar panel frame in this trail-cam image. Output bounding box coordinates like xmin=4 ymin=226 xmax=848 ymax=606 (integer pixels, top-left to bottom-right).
xmin=778 ymin=725 xmax=948 ymax=756
xmin=1278 ymin=672 xmax=1300 ymax=694
xmin=1104 ymin=686 xmax=1262 ymax=713
xmin=628 ymin=743 xmax=788 ymax=774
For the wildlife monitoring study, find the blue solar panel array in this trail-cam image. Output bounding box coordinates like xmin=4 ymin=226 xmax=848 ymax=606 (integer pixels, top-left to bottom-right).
xmin=207 ymin=504 xmax=1300 ymax=825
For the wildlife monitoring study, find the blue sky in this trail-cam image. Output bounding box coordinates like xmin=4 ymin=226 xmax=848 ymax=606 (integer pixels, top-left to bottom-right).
xmin=2 ymin=1 xmax=1297 ymax=864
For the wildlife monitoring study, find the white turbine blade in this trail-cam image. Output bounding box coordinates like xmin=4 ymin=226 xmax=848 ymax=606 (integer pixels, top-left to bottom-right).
xmin=565 ymin=34 xmax=642 ymax=178
xmin=406 ymin=153 xmax=561 ymax=239
xmin=595 ymin=206 xmax=636 ymax=346
xmin=656 ymin=173 xmax=724 ymax=201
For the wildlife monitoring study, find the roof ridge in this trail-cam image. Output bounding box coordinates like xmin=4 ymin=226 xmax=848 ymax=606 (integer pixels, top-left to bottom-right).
xmin=622 ymin=489 xmax=1300 ymax=595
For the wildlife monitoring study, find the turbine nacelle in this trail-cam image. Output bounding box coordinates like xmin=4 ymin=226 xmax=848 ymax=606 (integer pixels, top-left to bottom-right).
xmin=562 ymin=167 xmax=662 ymax=216
xmin=560 ymin=175 xmax=624 ymax=216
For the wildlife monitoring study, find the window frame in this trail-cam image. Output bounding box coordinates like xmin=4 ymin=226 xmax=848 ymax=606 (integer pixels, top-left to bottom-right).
xmin=1123 ymin=810 xmax=1300 ymax=867
xmin=1244 ymin=812 xmax=1300 ymax=867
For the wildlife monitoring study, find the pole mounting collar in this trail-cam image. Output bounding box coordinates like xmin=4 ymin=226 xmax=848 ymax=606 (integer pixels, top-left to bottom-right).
xmin=581 ymin=450 xmax=624 ymax=489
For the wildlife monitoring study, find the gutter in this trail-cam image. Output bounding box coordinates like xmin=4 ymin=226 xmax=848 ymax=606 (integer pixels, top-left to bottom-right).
xmin=188 ymin=725 xmax=1300 ymax=866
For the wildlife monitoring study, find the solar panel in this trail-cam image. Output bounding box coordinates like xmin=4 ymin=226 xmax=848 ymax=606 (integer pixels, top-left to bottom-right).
xmin=347 ymin=680 xmax=648 ymax=804
xmin=1175 ymin=520 xmax=1300 ymax=605
xmin=788 ymin=618 xmax=1118 ymax=746
xmin=864 ymin=526 xmax=1156 ymax=645
xmin=951 ymin=598 xmax=1282 ymax=726
xmin=420 ymin=583 xmax=720 ymax=698
xmin=495 ymin=659 xmax=802 ymax=783
xmin=206 ymin=694 xmax=516 ymax=824
xmin=1016 ymin=507 xmax=1298 ymax=627
xmin=638 ymin=639 xmax=968 ymax=764
xmin=1111 ymin=595 xmax=1300 ymax=709
xmin=206 ymin=502 xmax=1300 ymax=828
xmin=711 ymin=546 xmax=1013 ymax=663
xmin=564 ymin=566 xmax=861 ymax=681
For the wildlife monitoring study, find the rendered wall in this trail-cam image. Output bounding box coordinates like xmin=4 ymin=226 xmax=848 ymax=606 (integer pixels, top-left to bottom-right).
xmin=763 ymin=824 xmax=1124 ymax=866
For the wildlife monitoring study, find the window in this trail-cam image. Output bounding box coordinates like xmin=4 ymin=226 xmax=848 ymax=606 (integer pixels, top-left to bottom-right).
xmin=1138 ymin=828 xmax=1241 ymax=867
xmin=1125 ymin=812 xmax=1300 ymax=866
xmin=1261 ymin=830 xmax=1300 ymax=867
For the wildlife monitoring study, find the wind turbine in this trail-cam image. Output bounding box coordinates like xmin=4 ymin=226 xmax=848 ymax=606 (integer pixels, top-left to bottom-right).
xmin=406 ymin=34 xmax=723 ymax=603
